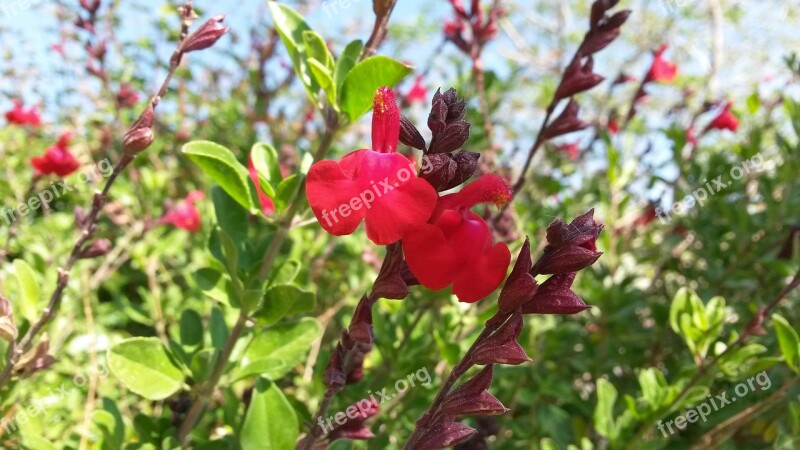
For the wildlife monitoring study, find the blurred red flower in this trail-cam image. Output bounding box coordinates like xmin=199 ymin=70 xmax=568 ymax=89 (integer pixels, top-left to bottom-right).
xmin=558 ymin=143 xmax=580 ymax=160
xmin=306 ymin=87 xmax=437 ymax=245
xmin=403 ymin=174 xmax=512 ymax=303
xmin=707 ymin=101 xmax=738 ymax=132
xmin=161 ymin=191 xmax=204 ymax=232
xmin=5 ymin=100 xmax=42 ymax=127
xmin=607 ymin=118 xmax=620 ymax=134
xmin=646 ymin=44 xmax=677 ymax=83
xmin=405 ymin=75 xmax=427 ymax=104
xmin=31 ymin=132 xmax=80 ymax=177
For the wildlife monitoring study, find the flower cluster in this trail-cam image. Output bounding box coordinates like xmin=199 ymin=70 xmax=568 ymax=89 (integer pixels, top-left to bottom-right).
xmin=307 ymin=87 xmax=512 ymax=303
xmin=31 ymin=132 xmax=81 ymax=177
xmin=5 ymin=100 xmax=42 ymax=127
xmin=443 ymin=0 xmax=504 ymax=52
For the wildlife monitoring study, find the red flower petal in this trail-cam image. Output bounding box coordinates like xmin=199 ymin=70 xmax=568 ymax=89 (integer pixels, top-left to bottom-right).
xmin=307 ymin=150 xmax=437 ymax=245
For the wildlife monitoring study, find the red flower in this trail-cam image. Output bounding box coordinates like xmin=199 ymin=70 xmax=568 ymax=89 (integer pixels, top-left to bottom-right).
xmin=5 ymin=100 xmax=42 ymax=127
xmin=31 ymin=132 xmax=80 ymax=177
xmin=116 ymin=83 xmax=140 ymax=109
xmin=607 ymin=118 xmax=620 ymax=134
xmin=161 ymin=191 xmax=204 ymax=232
xmin=558 ymin=143 xmax=580 ymax=160
xmin=248 ymin=158 xmax=276 ymax=215
xmin=405 ymin=75 xmax=427 ymax=104
xmin=403 ymin=174 xmax=512 ymax=303
xmin=707 ymin=101 xmax=738 ymax=132
xmin=306 ymin=87 xmax=438 ymax=245
xmin=646 ymin=44 xmax=677 ymax=83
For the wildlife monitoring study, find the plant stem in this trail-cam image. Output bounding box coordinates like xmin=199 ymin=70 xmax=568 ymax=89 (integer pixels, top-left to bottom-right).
xmin=177 ymin=308 xmax=249 ymax=444
xmin=0 ymin=0 xmax=197 ymax=392
xmin=361 ymin=0 xmax=399 ymax=59
xmin=178 ymin=119 xmax=340 ymax=445
xmin=0 ymin=155 xmax=131 ymax=389
xmin=689 ymin=375 xmax=799 ymax=450
xmin=403 ymin=311 xmax=513 ymax=449
xmin=508 ymin=102 xmax=556 ymax=201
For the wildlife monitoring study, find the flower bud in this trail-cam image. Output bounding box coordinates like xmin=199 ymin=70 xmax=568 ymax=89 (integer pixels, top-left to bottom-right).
xmin=399 ymin=115 xmax=427 ymax=150
xmin=123 ymin=105 xmax=155 ymax=156
xmin=79 ymin=238 xmax=112 ymax=259
xmin=180 ymin=15 xmax=230 ymax=54
xmin=498 ymin=238 xmax=538 ymax=311
xmin=415 ymin=419 xmax=477 ymax=450
xmin=541 ymin=99 xmax=589 ymax=140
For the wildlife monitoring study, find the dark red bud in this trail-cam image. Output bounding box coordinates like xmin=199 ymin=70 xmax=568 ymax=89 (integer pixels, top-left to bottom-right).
xmin=429 ymin=122 xmax=470 ymax=154
xmin=522 ymin=273 xmax=591 ymax=315
xmin=79 ymin=0 xmax=101 ymax=14
xmin=441 ymin=151 xmax=480 ymax=191
xmin=542 ymin=99 xmax=589 ymax=140
xmin=79 ymin=238 xmax=112 ymax=259
xmin=324 ymin=344 xmax=347 ymax=390
xmin=400 ymin=115 xmax=427 ymax=150
xmin=180 ymin=15 xmax=229 ymax=54
xmin=419 ymin=154 xmax=458 ymax=191
xmin=498 ymin=238 xmax=538 ymax=311
xmin=123 ymin=105 xmax=155 ymax=156
xmin=415 ymin=419 xmax=477 ymax=450
xmin=471 ymin=313 xmax=530 ymax=365
xmin=535 ymin=245 xmax=602 ymax=275
xmin=439 ymin=366 xmax=508 ymax=417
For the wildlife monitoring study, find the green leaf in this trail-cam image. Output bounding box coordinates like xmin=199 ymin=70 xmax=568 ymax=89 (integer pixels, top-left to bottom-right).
xmin=594 ymin=379 xmax=618 ymax=440
xmin=238 ymin=318 xmax=321 ymax=380
xmin=267 ymin=1 xmax=320 ymax=105
xmin=275 ymin=174 xmax=302 ymax=211
xmin=302 ymin=30 xmax=334 ymax=69
xmin=12 ymin=259 xmax=40 ymax=321
xmin=309 ymin=58 xmax=336 ymax=107
xmin=211 ymin=186 xmax=248 ymax=244
xmin=179 ymin=309 xmax=204 ymax=349
xmin=256 ymin=284 xmax=316 ymax=325
xmin=183 ymin=140 xmax=256 ymax=212
xmin=270 ymin=260 xmax=301 ymax=285
xmin=190 ymin=348 xmax=216 ymax=383
xmin=251 ymin=142 xmax=282 ymax=186
xmin=240 ymin=378 xmax=299 ymax=450
xmin=773 ymin=314 xmax=800 ymax=372
xmin=210 ymin=307 xmax=230 ymax=351
xmin=334 ymin=40 xmax=363 ymax=95
xmin=339 ymin=56 xmax=412 ymax=122
xmin=107 ymin=337 xmax=184 ymax=400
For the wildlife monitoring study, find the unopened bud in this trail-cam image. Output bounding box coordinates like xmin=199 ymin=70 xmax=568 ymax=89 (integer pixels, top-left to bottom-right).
xmin=123 ymin=105 xmax=155 ymax=156
xmin=80 ymin=238 xmax=112 ymax=259
xmin=79 ymin=0 xmax=101 ymax=14
xmin=180 ymin=15 xmax=229 ymax=54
